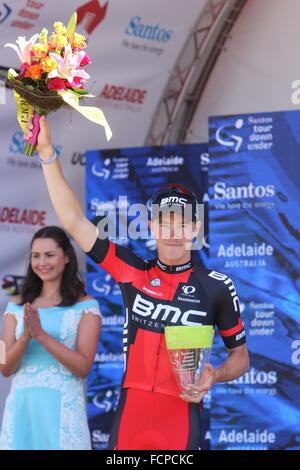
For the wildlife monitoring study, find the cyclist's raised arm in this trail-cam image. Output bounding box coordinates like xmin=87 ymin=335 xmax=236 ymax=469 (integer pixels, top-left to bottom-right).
xmin=24 ymin=116 xmax=97 ymax=252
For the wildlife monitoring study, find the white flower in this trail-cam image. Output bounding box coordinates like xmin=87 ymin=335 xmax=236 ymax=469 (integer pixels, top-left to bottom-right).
xmin=4 ymin=34 xmax=39 ymax=65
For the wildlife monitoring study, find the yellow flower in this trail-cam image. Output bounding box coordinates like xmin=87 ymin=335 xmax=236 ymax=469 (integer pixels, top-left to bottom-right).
xmin=53 ymin=22 xmax=66 ymax=35
xmin=48 ymin=33 xmax=68 ymax=51
xmin=39 ymin=28 xmax=48 ymax=45
xmin=41 ymin=56 xmax=57 ymax=73
xmin=32 ymin=43 xmax=48 ymax=59
xmin=70 ymin=32 xmax=87 ymax=49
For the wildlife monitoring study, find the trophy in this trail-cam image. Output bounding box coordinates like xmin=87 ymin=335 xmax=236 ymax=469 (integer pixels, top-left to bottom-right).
xmin=165 ymin=325 xmax=214 ymax=395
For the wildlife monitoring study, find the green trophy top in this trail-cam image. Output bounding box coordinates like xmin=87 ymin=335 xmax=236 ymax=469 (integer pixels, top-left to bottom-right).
xmin=165 ymin=325 xmax=214 ymax=349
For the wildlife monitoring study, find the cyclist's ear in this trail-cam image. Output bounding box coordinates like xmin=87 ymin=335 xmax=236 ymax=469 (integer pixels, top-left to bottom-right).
xmin=149 ymin=218 xmax=155 ymax=236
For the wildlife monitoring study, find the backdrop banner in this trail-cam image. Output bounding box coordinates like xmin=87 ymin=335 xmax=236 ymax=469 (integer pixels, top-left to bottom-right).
xmin=85 ymin=143 xmax=209 ymax=449
xmin=209 ymin=110 xmax=300 ymax=450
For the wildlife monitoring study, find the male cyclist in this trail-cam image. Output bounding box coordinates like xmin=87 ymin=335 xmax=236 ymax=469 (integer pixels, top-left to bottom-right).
xmin=24 ymin=116 xmax=249 ymax=450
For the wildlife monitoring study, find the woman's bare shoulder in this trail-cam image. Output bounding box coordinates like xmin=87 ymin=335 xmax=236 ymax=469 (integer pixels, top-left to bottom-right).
xmin=79 ymin=294 xmax=94 ymax=301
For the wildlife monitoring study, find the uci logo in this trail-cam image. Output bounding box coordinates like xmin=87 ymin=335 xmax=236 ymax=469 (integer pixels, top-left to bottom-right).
xmin=216 ymin=118 xmax=244 ymax=152
xmin=182 ymin=285 xmax=196 ymax=295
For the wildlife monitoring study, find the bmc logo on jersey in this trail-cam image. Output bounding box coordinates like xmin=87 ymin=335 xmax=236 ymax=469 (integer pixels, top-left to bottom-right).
xmin=160 ymin=196 xmax=188 ymax=207
xmin=208 ymin=270 xmax=240 ymax=313
xmin=132 ymin=294 xmax=207 ymax=325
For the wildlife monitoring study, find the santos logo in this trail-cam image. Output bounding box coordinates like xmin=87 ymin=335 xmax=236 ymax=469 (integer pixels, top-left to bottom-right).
xmin=214 ymin=182 xmax=275 ymax=200
xmin=230 ymin=368 xmax=277 ymax=385
xmin=92 ymin=430 xmax=109 ymax=444
xmin=216 ymin=119 xmax=244 ymax=152
xmin=132 ymin=294 xmax=207 ymax=325
xmin=125 ymin=16 xmax=173 ymax=43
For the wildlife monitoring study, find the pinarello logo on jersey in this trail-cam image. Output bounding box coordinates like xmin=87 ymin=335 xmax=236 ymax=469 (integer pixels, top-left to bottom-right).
xmin=77 ymin=0 xmax=109 ymax=35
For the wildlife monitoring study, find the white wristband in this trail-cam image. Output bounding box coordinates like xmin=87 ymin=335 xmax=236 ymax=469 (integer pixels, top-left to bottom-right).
xmin=38 ymin=150 xmax=58 ymax=165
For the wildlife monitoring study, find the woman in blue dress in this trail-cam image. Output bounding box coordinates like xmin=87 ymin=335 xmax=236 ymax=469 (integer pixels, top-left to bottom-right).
xmin=0 ymin=226 xmax=101 ymax=450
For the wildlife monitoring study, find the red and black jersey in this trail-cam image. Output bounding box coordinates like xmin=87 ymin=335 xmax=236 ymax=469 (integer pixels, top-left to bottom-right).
xmin=86 ymin=237 xmax=246 ymax=398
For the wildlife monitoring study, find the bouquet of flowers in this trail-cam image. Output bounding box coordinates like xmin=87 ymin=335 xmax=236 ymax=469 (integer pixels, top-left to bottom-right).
xmin=5 ymin=12 xmax=112 ymax=156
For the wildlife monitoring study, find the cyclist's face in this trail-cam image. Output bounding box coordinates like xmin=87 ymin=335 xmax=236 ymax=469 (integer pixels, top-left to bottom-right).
xmin=150 ymin=212 xmax=200 ymax=261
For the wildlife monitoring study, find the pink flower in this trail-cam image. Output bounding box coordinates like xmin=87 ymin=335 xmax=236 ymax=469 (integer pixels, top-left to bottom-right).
xmin=48 ymin=44 xmax=90 ymax=83
xmin=47 ymin=78 xmax=67 ymax=91
xmin=19 ymin=62 xmax=30 ymax=77
xmin=80 ymin=53 xmax=92 ymax=67
xmin=66 ymin=76 xmax=84 ymax=88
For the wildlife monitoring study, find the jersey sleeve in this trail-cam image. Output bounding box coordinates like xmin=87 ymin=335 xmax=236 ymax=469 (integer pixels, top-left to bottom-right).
xmin=214 ymin=277 xmax=246 ymax=349
xmin=85 ymin=236 xmax=148 ymax=283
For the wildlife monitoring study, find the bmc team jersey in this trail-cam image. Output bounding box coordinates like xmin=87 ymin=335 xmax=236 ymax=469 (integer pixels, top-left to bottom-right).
xmin=86 ymin=237 xmax=246 ymax=450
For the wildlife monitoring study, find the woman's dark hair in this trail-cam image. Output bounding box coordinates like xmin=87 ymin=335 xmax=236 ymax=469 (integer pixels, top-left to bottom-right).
xmin=19 ymin=226 xmax=86 ymax=306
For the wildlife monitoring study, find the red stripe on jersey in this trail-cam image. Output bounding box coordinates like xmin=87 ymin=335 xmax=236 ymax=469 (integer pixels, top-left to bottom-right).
xmin=220 ymin=318 xmax=244 ymax=337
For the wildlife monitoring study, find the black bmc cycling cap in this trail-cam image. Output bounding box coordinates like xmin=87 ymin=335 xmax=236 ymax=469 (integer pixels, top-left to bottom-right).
xmin=151 ymin=184 xmax=199 ymax=221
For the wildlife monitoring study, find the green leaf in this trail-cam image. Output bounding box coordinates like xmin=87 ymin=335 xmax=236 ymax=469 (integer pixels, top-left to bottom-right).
xmin=22 ymin=77 xmax=36 ymax=87
xmin=66 ymin=12 xmax=77 ymax=38
xmin=72 ymin=87 xmax=89 ymax=95
xmin=66 ymin=87 xmax=89 ymax=96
